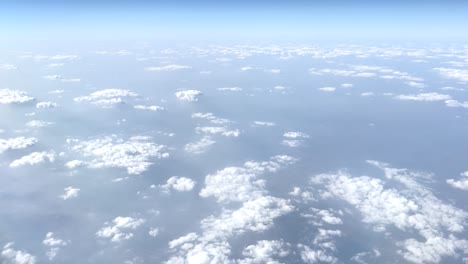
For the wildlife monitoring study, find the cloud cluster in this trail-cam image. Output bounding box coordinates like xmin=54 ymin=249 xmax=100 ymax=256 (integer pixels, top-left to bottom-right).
xmin=42 ymin=232 xmax=68 ymax=260
xmin=1 ymin=243 xmax=36 ymax=264
xmin=68 ymin=136 xmax=169 ymax=175
xmin=282 ymin=131 xmax=309 ymax=148
xmin=96 ymin=217 xmax=145 ymax=242
xmin=175 ymin=90 xmax=202 ymax=102
xmin=0 ymin=137 xmax=38 ymax=153
xmin=60 ymin=187 xmax=80 ymax=200
xmin=74 ymin=89 xmax=139 ymax=107
xmin=0 ymin=89 xmax=35 ymax=104
xmin=9 ymin=151 xmax=56 ymax=168
xmin=310 ymin=161 xmax=468 ymax=263
xmin=446 ymin=171 xmax=468 ymax=191
xmin=434 ymin=68 xmax=468 ymax=82
xmin=184 ymin=136 xmax=216 ymax=154
xmin=160 ymin=176 xmax=196 ymax=192
xmin=394 ymin=93 xmax=451 ymax=102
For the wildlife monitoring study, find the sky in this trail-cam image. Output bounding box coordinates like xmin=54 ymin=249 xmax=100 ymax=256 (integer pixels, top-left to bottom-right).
xmin=1 ymin=0 xmax=468 ymax=43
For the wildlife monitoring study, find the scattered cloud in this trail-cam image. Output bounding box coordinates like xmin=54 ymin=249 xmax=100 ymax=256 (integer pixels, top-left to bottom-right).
xmin=42 ymin=232 xmax=68 ymax=260
xmin=0 ymin=89 xmax=35 ymax=104
xmin=145 ymin=65 xmax=191 ymax=71
xmin=447 ymin=171 xmax=468 ymax=191
xmin=175 ymin=90 xmax=202 ymax=102
xmin=10 ymin=151 xmax=56 ymax=168
xmin=185 ymin=136 xmax=216 ymax=154
xmin=394 ymin=92 xmax=451 ymax=102
xmin=60 ymin=187 xmax=80 ymax=200
xmin=0 ymin=137 xmax=38 ymax=153
xmin=74 ymin=89 xmax=139 ymax=107
xmin=1 ymin=243 xmax=36 ymax=264
xmin=160 ymin=176 xmax=196 ymax=192
xmin=96 ymin=217 xmax=145 ymax=242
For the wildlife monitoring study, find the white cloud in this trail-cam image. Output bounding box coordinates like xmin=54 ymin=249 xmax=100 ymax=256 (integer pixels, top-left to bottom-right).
xmin=283 ymin=131 xmax=309 ymax=139
xmin=252 ymin=121 xmax=276 ymax=127
xmin=149 ymin=228 xmax=160 ymax=237
xmin=0 ymin=137 xmax=37 ymax=153
xmin=60 ymin=187 xmax=80 ymax=200
xmin=406 ymin=81 xmax=425 ymax=88
xmin=298 ymin=244 xmax=338 ymax=264
xmin=434 ymin=68 xmax=468 ymax=82
xmin=195 ymin=126 xmax=240 ymax=137
xmin=360 ymin=92 xmax=374 ymax=97
xmin=145 ymin=65 xmax=192 ymax=71
xmin=319 ymin=87 xmax=336 ymax=92
xmin=394 ymin=93 xmax=451 ymax=102
xmin=0 ymin=64 xmax=17 ymax=70
xmin=445 ymin=99 xmax=468 ymax=108
xmin=42 ymin=232 xmax=68 ymax=260
xmin=36 ymin=101 xmax=59 ymax=109
xmin=175 ymin=90 xmax=202 ymax=102
xmin=9 ymin=151 xmax=56 ymax=168
xmin=0 ymin=89 xmax=34 ymax=104
xmin=192 ymin=112 xmax=230 ymax=125
xmin=68 ymin=136 xmax=169 ymax=175
xmin=161 ymin=176 xmax=196 ymax=192
xmin=185 ymin=136 xmax=216 ymax=154
xmin=1 ymin=243 xmax=36 ymax=264
xmin=64 ymin=160 xmax=86 ymax=169
xmin=218 ymin=87 xmax=242 ymax=92
xmin=447 ymin=171 xmax=468 ymax=191
xmin=341 ymin=83 xmax=354 ymax=88
xmin=25 ymin=120 xmax=54 ymax=128
xmin=134 ymin=105 xmax=165 ymax=111
xmin=96 ymin=216 xmax=145 ymax=242
xmin=311 ymin=161 xmax=468 ymax=263
xmin=74 ymin=89 xmax=139 ymax=108
xmin=238 ymin=240 xmax=290 ymax=264
xmin=281 ymin=139 xmax=302 ymax=147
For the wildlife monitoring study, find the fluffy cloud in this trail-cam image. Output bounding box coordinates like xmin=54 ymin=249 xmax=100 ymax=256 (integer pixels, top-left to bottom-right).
xmin=0 ymin=89 xmax=35 ymax=104
xmin=310 ymin=161 xmax=468 ymax=263
xmin=149 ymin=227 xmax=160 ymax=237
xmin=282 ymin=131 xmax=309 ymax=147
xmin=9 ymin=151 xmax=56 ymax=168
xmin=175 ymin=90 xmax=202 ymax=102
xmin=161 ymin=176 xmax=196 ymax=192
xmin=238 ymin=240 xmax=290 ymax=264
xmin=394 ymin=93 xmax=451 ymax=102
xmin=42 ymin=232 xmax=68 ymax=260
xmin=445 ymin=99 xmax=468 ymax=108
xmin=185 ymin=136 xmax=216 ymax=154
xmin=0 ymin=137 xmax=37 ymax=153
xmin=60 ymin=187 xmax=80 ymax=200
xmin=68 ymin=136 xmax=169 ymax=175
xmin=96 ymin=217 xmax=145 ymax=242
xmin=145 ymin=65 xmax=192 ymax=71
xmin=446 ymin=171 xmax=468 ymax=191
xmin=74 ymin=89 xmax=139 ymax=107
xmin=434 ymin=68 xmax=468 ymax=82
xmin=1 ymin=243 xmax=36 ymax=264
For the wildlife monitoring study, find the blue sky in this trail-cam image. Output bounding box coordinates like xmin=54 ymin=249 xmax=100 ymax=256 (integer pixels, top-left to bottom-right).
xmin=1 ymin=0 xmax=468 ymax=43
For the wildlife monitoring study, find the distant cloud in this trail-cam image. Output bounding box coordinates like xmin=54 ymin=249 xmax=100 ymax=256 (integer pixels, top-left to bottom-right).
xmin=74 ymin=89 xmax=139 ymax=108
xmin=175 ymin=90 xmax=202 ymax=102
xmin=394 ymin=92 xmax=451 ymax=102
xmin=192 ymin=112 xmax=230 ymax=125
xmin=134 ymin=105 xmax=165 ymax=111
xmin=60 ymin=187 xmax=80 ymax=200
xmin=252 ymin=121 xmax=276 ymax=127
xmin=145 ymin=65 xmax=191 ymax=71
xmin=184 ymin=136 xmax=216 ymax=154
xmin=0 ymin=137 xmax=37 ymax=153
xmin=160 ymin=176 xmax=196 ymax=192
xmin=0 ymin=64 xmax=17 ymax=70
xmin=25 ymin=120 xmax=54 ymax=128
xmin=447 ymin=171 xmax=468 ymax=191
xmin=195 ymin=126 xmax=240 ymax=137
xmin=96 ymin=216 xmax=145 ymax=242
xmin=9 ymin=151 xmax=56 ymax=168
xmin=0 ymin=89 xmax=35 ymax=104
xmin=36 ymin=102 xmax=59 ymax=109
xmin=42 ymin=232 xmax=68 ymax=260
xmin=434 ymin=68 xmax=468 ymax=82
xmin=217 ymin=87 xmax=242 ymax=92
xmin=1 ymin=243 xmax=36 ymax=264
xmin=318 ymin=87 xmax=336 ymax=92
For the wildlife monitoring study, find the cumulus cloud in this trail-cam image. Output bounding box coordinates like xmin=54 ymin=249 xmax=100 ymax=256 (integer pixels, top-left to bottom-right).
xmin=68 ymin=136 xmax=169 ymax=175
xmin=184 ymin=136 xmax=216 ymax=154
xmin=282 ymin=131 xmax=309 ymax=147
xmin=42 ymin=232 xmax=68 ymax=260
xmin=60 ymin=187 xmax=80 ymax=200
xmin=149 ymin=227 xmax=160 ymax=237
xmin=9 ymin=151 xmax=56 ymax=168
xmin=446 ymin=171 xmax=468 ymax=191
xmin=238 ymin=240 xmax=290 ymax=264
xmin=145 ymin=65 xmax=191 ymax=71
xmin=192 ymin=112 xmax=230 ymax=125
xmin=445 ymin=99 xmax=468 ymax=108
xmin=160 ymin=176 xmax=196 ymax=192
xmin=0 ymin=137 xmax=37 ymax=153
xmin=310 ymin=161 xmax=468 ymax=263
xmin=1 ymin=243 xmax=36 ymax=264
xmin=434 ymin=68 xmax=468 ymax=82
xmin=74 ymin=89 xmax=139 ymax=108
xmin=175 ymin=90 xmax=202 ymax=102
xmin=0 ymin=89 xmax=35 ymax=104
xmin=96 ymin=217 xmax=145 ymax=242
xmin=394 ymin=93 xmax=451 ymax=102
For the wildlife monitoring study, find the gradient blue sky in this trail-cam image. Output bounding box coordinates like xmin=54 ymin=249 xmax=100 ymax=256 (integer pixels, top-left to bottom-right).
xmin=1 ymin=0 xmax=468 ymax=42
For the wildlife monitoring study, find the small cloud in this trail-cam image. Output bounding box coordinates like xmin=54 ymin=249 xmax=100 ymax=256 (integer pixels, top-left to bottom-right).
xmin=175 ymin=90 xmax=202 ymax=102
xmin=160 ymin=176 xmax=196 ymax=192
xmin=60 ymin=187 xmax=80 ymax=200
xmin=319 ymin=87 xmax=336 ymax=92
xmin=145 ymin=65 xmax=191 ymax=71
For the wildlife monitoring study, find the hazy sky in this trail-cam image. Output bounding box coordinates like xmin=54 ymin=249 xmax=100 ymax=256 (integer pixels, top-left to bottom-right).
xmin=1 ymin=0 xmax=468 ymax=43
